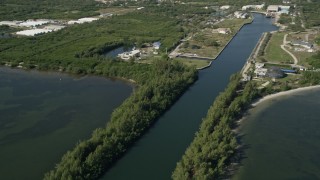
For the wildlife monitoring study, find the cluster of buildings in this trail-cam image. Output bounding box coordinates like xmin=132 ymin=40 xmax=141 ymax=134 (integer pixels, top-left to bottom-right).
xmin=0 ymin=19 xmax=67 ymax=36
xmin=267 ymin=5 xmax=291 ymax=15
xmin=254 ymin=62 xmax=296 ymax=79
xmin=241 ymin=4 xmax=265 ymax=11
xmin=117 ymin=42 xmax=161 ymax=60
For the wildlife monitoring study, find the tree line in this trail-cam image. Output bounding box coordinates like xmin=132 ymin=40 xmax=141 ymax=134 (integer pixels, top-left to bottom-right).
xmin=172 ymin=74 xmax=260 ymax=179
xmin=43 ymin=59 xmax=197 ymax=179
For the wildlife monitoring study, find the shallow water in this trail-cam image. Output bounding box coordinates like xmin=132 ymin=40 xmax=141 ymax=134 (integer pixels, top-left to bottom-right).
xmin=0 ymin=68 xmax=132 ymax=180
xmin=233 ymin=88 xmax=320 ymax=180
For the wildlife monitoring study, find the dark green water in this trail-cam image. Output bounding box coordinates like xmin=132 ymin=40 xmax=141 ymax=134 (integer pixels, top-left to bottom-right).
xmin=102 ymin=13 xmax=278 ymax=180
xmin=233 ymin=88 xmax=320 ymax=180
xmin=0 ymin=68 xmax=132 ymax=180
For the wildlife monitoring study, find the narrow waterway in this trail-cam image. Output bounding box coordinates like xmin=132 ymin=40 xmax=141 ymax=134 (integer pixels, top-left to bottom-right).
xmin=0 ymin=68 xmax=132 ymax=180
xmin=233 ymin=88 xmax=320 ymax=179
xmin=102 ymin=13 xmax=278 ymax=180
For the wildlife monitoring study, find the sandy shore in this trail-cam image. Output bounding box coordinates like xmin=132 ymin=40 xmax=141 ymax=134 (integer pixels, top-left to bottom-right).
xmin=252 ymin=85 xmax=320 ymax=106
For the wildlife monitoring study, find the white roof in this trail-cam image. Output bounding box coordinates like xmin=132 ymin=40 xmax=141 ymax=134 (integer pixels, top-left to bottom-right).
xmin=19 ymin=20 xmax=50 ymax=27
xmin=0 ymin=21 xmax=22 ymax=26
xmin=267 ymin=5 xmax=279 ymax=11
xmin=78 ymin=18 xmax=99 ymax=22
xmin=16 ymin=29 xmax=52 ymax=36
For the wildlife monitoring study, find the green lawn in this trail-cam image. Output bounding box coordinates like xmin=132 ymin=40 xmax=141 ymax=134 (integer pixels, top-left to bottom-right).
xmin=174 ymin=58 xmax=210 ymax=69
xmin=263 ymin=32 xmax=293 ymax=64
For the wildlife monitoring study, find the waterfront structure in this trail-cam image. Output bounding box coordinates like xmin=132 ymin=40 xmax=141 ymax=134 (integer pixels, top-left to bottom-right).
xmin=267 ymin=5 xmax=280 ymax=13
xmin=118 ymin=50 xmax=141 ymax=60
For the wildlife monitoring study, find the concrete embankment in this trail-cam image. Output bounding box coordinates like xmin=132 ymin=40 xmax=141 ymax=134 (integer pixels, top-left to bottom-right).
xmin=197 ymin=19 xmax=254 ymax=70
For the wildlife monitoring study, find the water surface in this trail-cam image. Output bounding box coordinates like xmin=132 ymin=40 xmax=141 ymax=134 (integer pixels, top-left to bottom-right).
xmin=103 ymin=13 xmax=278 ymax=180
xmin=0 ymin=68 xmax=132 ymax=180
xmin=233 ymin=88 xmax=320 ymax=180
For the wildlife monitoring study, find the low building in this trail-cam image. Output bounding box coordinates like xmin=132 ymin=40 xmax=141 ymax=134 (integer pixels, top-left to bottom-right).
xmin=254 ymin=68 xmax=268 ymax=77
xmin=291 ymin=40 xmax=313 ymax=49
xmin=267 ymin=5 xmax=279 ymax=13
xmin=16 ymin=29 xmax=52 ymax=36
xmin=242 ymin=4 xmax=264 ymax=11
xmin=220 ymin=5 xmax=230 ymax=10
xmin=153 ymin=42 xmax=161 ymax=50
xmin=137 ymin=7 xmax=145 ymax=10
xmin=68 ymin=18 xmax=98 ymax=25
xmin=255 ymin=62 xmax=265 ymax=69
xmin=19 ymin=20 xmax=50 ymax=27
xmin=0 ymin=21 xmax=22 ymax=27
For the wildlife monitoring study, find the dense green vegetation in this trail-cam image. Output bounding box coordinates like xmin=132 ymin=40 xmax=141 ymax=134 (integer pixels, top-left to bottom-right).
xmin=299 ymin=0 xmax=320 ymax=28
xmin=44 ymin=59 xmax=197 ymax=179
xmin=0 ymin=12 xmax=184 ymax=68
xmin=0 ymin=0 xmax=103 ymax=20
xmin=299 ymin=71 xmax=320 ymax=85
xmin=306 ymin=52 xmax=320 ymax=69
xmin=0 ymin=9 xmax=198 ymax=179
xmin=172 ymin=74 xmax=260 ymax=179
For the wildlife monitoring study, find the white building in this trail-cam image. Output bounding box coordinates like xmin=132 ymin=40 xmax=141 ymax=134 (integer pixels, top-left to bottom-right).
xmin=254 ymin=68 xmax=268 ymax=77
xmin=16 ymin=29 xmax=52 ymax=36
xmin=19 ymin=20 xmax=50 ymax=27
xmin=220 ymin=5 xmax=230 ymax=10
xmin=242 ymin=4 xmax=264 ymax=11
xmin=267 ymin=5 xmax=280 ymax=13
xmin=68 ymin=18 xmax=98 ymax=25
xmin=255 ymin=62 xmax=265 ymax=69
xmin=0 ymin=21 xmax=22 ymax=27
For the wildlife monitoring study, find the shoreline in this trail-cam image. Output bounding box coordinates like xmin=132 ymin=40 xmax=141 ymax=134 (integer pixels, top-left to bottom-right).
xmin=252 ymin=85 xmax=320 ymax=106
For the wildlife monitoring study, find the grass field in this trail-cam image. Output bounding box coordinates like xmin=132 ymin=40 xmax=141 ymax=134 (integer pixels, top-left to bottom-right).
xmin=178 ymin=18 xmax=251 ymax=58
xmin=174 ymin=58 xmax=210 ymax=69
xmin=263 ymin=32 xmax=293 ymax=64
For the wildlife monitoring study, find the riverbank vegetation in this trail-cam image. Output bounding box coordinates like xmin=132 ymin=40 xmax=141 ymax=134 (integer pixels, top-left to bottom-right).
xmin=44 ymin=59 xmax=197 ymax=179
xmin=172 ymin=74 xmax=260 ymax=179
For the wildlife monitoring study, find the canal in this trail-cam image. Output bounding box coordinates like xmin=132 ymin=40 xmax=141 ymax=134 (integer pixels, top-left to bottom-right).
xmin=102 ymin=13 xmax=278 ymax=179
xmin=0 ymin=68 xmax=132 ymax=180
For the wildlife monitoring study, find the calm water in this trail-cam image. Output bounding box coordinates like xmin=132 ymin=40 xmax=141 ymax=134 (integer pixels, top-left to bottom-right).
xmin=0 ymin=68 xmax=132 ymax=180
xmin=233 ymin=88 xmax=320 ymax=179
xmin=102 ymin=13 xmax=278 ymax=179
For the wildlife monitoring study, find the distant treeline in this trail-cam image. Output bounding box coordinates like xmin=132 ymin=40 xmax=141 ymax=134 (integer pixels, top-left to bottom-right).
xmin=172 ymin=74 xmax=259 ymax=179
xmin=0 ymin=0 xmax=103 ymax=20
